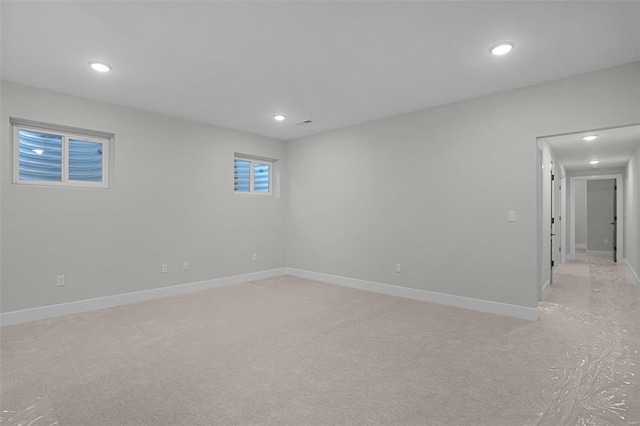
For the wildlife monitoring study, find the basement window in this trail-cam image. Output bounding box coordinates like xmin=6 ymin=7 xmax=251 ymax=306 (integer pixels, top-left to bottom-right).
xmin=234 ymin=154 xmax=274 ymax=195
xmin=11 ymin=118 xmax=112 ymax=189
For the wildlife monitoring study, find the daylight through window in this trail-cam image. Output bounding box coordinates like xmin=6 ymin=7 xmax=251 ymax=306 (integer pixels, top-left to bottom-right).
xmin=11 ymin=118 xmax=112 ymax=189
xmin=234 ymin=155 xmax=274 ymax=195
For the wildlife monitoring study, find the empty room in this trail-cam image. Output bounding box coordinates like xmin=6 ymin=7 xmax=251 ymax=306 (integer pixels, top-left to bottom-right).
xmin=1 ymin=1 xmax=639 ymax=425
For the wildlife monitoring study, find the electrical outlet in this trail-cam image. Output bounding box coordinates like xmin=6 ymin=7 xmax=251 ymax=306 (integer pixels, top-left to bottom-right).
xmin=56 ymin=275 xmax=65 ymax=286
xmin=508 ymin=210 xmax=517 ymax=222
xmin=162 ymin=264 xmax=168 ymax=273
xmin=395 ymin=264 xmax=401 ymax=273
xmin=252 ymin=253 xmax=258 ymax=262
xmin=183 ymin=261 xmax=189 ymax=271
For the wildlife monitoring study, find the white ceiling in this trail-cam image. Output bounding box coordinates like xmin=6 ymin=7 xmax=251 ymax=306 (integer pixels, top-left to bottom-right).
xmin=2 ymin=1 xmax=639 ymax=141
xmin=544 ymin=125 xmax=640 ymax=171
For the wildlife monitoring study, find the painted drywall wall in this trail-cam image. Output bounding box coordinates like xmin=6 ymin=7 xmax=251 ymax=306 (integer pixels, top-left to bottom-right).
xmin=574 ymin=180 xmax=587 ymax=246
xmin=625 ymin=146 xmax=640 ymax=275
xmin=586 ymin=180 xmax=616 ymax=252
xmin=1 ymin=81 xmax=287 ymax=313
xmin=286 ymin=61 xmax=640 ymax=309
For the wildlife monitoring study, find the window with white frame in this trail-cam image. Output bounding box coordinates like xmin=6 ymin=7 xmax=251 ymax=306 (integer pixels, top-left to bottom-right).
xmin=11 ymin=118 xmax=112 ymax=189
xmin=234 ymin=154 xmax=274 ymax=195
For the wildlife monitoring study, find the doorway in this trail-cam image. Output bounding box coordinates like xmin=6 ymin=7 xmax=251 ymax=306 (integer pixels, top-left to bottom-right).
xmin=569 ymin=175 xmax=622 ymax=262
xmin=537 ymin=140 xmax=564 ymax=299
xmin=535 ymin=123 xmax=640 ymax=301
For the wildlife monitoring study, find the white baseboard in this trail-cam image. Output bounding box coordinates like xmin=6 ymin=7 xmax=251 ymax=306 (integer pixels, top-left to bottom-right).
xmin=2 ymin=266 xmax=543 ymax=326
xmin=575 ymin=243 xmax=586 ymax=249
xmin=542 ymin=280 xmax=551 ymax=299
xmin=622 ymin=258 xmax=640 ymax=288
xmin=285 ymin=268 xmax=539 ymax=321
xmin=1 ymin=268 xmax=286 ymax=326
xmin=552 ymin=266 xmax=559 ymax=282
xmin=586 ymin=250 xmax=614 ymax=257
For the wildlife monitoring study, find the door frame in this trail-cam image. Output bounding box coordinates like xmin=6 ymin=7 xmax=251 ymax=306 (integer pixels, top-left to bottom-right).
xmin=536 ymin=146 xmax=543 ymax=301
xmin=568 ymin=174 xmax=623 ymax=261
xmin=536 ymin=140 xmax=562 ymax=301
xmin=550 ymin=164 xmax=565 ymax=286
xmin=550 ymin=159 xmax=555 ymax=286
xmin=559 ymin=175 xmax=567 ymax=264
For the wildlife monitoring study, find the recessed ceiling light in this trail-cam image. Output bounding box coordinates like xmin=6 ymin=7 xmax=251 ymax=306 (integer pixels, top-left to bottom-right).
xmin=273 ymin=114 xmax=286 ymax=122
xmin=89 ymin=61 xmax=112 ymax=73
xmin=490 ymin=42 xmax=515 ymax=56
xmin=589 ymin=160 xmax=600 ymax=165
xmin=582 ymin=135 xmax=598 ymax=141
xmin=32 ymin=149 xmax=44 ymax=155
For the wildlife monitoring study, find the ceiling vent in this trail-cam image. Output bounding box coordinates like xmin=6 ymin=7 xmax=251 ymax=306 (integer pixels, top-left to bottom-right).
xmin=296 ymin=119 xmax=313 ymax=125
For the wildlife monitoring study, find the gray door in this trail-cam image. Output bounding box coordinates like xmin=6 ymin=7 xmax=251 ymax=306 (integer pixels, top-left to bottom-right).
xmin=586 ymin=179 xmax=616 ymax=259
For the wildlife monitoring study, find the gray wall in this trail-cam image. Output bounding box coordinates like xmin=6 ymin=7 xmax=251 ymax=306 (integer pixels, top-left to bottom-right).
xmin=3 ymin=62 xmax=640 ymax=315
xmin=625 ymin=146 xmax=640 ymax=276
xmin=574 ymin=180 xmax=587 ymax=246
xmin=286 ymin=61 xmax=640 ymax=309
xmin=586 ymin=180 xmax=615 ymax=251
xmin=1 ymin=81 xmax=288 ymax=313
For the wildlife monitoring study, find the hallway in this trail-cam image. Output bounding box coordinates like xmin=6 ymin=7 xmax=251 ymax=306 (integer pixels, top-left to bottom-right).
xmin=532 ymin=251 xmax=640 ymax=424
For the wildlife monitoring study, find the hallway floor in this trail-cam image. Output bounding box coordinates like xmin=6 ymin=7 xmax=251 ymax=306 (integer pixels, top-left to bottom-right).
xmin=532 ymin=251 xmax=640 ymax=424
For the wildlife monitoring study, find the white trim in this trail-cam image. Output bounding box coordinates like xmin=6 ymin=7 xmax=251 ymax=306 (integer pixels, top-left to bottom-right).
xmin=552 ymin=266 xmax=559 ymax=282
xmin=536 ymin=145 xmax=544 ymax=301
xmin=622 ymin=258 xmax=640 ymax=288
xmin=234 ymin=153 xmax=274 ymax=196
xmin=575 ymin=243 xmax=586 ymax=249
xmin=0 ymin=268 xmax=285 ymax=326
xmin=285 ymin=268 xmax=539 ymax=321
xmin=570 ymin=175 xmax=576 ymax=258
xmin=586 ymin=250 xmax=614 ymax=257
xmin=9 ymin=117 xmax=114 ymax=139
xmin=560 ymin=175 xmax=567 ymax=264
xmin=542 ymin=280 xmax=550 ymax=299
xmin=12 ymin=120 xmax=111 ymax=189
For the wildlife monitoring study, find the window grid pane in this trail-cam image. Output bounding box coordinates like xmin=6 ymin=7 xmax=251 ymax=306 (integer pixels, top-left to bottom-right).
xmin=234 ymin=159 xmax=251 ymax=192
xmin=253 ymin=163 xmax=270 ymax=192
xmin=18 ymin=130 xmax=63 ymax=182
xmin=68 ymin=140 xmax=103 ymax=182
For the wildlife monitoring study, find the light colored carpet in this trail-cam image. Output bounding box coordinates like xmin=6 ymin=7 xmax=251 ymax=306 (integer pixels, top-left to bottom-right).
xmin=1 ymin=254 xmax=639 ymax=425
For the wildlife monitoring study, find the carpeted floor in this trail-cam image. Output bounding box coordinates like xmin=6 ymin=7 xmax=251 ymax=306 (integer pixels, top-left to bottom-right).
xmin=1 ymin=252 xmax=639 ymax=425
